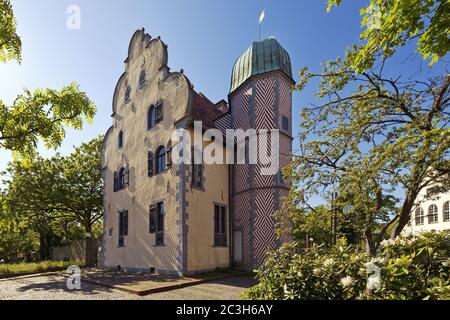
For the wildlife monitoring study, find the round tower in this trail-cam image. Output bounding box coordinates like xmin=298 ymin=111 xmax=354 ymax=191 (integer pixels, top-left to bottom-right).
xmin=229 ymin=37 xmax=293 ymax=269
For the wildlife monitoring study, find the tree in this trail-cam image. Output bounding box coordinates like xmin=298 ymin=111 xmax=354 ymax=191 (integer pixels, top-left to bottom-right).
xmin=0 ymin=0 xmax=96 ymax=158
xmin=327 ymin=0 xmax=450 ymax=70
xmin=0 ymin=0 xmax=21 ymax=63
xmin=3 ymin=136 xmax=103 ymax=265
xmin=275 ymin=190 xmax=334 ymax=248
xmin=284 ymin=1 xmax=449 ymax=255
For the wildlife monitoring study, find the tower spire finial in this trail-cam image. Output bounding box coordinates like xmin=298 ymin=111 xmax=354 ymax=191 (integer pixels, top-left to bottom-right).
xmin=258 ymin=9 xmax=265 ymax=41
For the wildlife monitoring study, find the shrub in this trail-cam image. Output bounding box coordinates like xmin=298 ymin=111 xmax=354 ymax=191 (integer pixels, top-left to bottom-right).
xmin=242 ymin=232 xmax=450 ymax=300
xmin=0 ymin=260 xmax=80 ymax=276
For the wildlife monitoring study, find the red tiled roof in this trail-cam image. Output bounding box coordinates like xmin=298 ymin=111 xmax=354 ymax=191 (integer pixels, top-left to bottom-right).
xmin=191 ymin=91 xmax=227 ymax=130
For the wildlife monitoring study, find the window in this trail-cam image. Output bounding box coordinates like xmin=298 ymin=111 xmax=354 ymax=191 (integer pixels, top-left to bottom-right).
xmin=282 ymin=116 xmax=290 ymax=132
xmin=415 ymin=207 xmax=424 ymax=225
xmin=119 ymin=167 xmax=125 ymax=190
xmin=444 ymin=201 xmax=450 ymax=222
xmin=156 ymin=146 xmax=166 ymax=174
xmin=428 ymin=204 xmax=438 ymax=224
xmin=124 ymin=85 xmax=131 ymax=103
xmin=114 ymin=167 xmax=129 ymax=192
xmin=192 ymin=146 xmax=203 ymax=189
xmin=118 ymin=131 xmax=123 ymax=148
xmin=139 ymin=70 xmax=146 ymax=88
xmin=118 ymin=210 xmax=128 ymax=247
xmin=147 ymin=151 xmax=154 ymax=177
xmin=214 ymin=205 xmax=227 ymax=246
xmin=147 ymin=105 xmax=155 ymax=130
xmin=150 ymin=202 xmax=164 ymax=245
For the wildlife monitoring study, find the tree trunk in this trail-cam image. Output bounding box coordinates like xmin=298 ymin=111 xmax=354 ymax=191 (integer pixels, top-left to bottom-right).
xmin=365 ymin=228 xmax=377 ymax=257
xmin=39 ymin=232 xmax=50 ymax=261
xmin=84 ymin=223 xmax=95 ymax=267
xmin=392 ymin=192 xmax=417 ymax=238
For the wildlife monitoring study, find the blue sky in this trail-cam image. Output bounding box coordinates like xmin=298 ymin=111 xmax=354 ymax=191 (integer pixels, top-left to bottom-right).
xmin=0 ymin=0 xmax=365 ymax=171
xmin=0 ymin=0 xmax=444 ymax=177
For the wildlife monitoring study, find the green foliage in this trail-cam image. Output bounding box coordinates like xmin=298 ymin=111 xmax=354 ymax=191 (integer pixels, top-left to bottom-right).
xmin=327 ymin=0 xmax=450 ymax=71
xmin=243 ymin=232 xmax=450 ymax=300
xmin=275 ymin=197 xmax=334 ymax=247
xmin=0 ymin=83 xmax=96 ymax=158
xmin=287 ymin=0 xmax=450 ymax=253
xmin=1 ymin=136 xmax=103 ymax=263
xmin=0 ymin=209 xmax=39 ymax=261
xmin=0 ymin=0 xmax=21 ymax=63
xmin=242 ymin=239 xmax=369 ymax=300
xmin=0 ymin=260 xmax=79 ymax=276
xmin=0 ymin=1 xmax=96 ymax=158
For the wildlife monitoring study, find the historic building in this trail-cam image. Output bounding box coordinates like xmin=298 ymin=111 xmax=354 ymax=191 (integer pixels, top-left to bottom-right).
xmin=100 ymin=29 xmax=293 ymax=275
xmin=404 ymin=187 xmax=450 ymax=235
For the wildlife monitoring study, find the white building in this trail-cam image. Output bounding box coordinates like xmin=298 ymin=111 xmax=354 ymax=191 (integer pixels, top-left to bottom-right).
xmin=404 ymin=187 xmax=450 ymax=235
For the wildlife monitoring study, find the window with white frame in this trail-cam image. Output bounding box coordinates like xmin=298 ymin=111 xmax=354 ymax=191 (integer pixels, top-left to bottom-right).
xmin=415 ymin=207 xmax=424 ymax=225
xmin=443 ymin=201 xmax=450 ymax=222
xmin=428 ymin=204 xmax=438 ymax=224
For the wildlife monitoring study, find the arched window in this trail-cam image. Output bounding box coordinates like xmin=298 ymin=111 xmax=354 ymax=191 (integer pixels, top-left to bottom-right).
xmin=118 ymin=131 xmax=123 ymax=148
xmin=443 ymin=201 xmax=450 ymax=222
xmin=156 ymin=146 xmax=166 ymax=174
xmin=415 ymin=207 xmax=424 ymax=225
xmin=139 ymin=70 xmax=146 ymax=88
xmin=124 ymin=85 xmax=131 ymax=103
xmin=147 ymin=105 xmax=155 ymax=130
xmin=428 ymin=204 xmax=438 ymax=224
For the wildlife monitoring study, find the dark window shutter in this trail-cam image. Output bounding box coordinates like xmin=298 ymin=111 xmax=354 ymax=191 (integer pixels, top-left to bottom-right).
xmin=166 ymin=142 xmax=172 ymax=168
xmin=149 ymin=206 xmax=156 ymax=233
xmin=157 ymin=203 xmax=164 ymax=232
xmin=155 ymin=101 xmax=163 ymax=123
xmin=119 ymin=211 xmax=123 ymax=235
xmin=214 ymin=205 xmax=219 ymax=234
xmin=113 ymin=171 xmax=118 ymax=192
xmin=123 ymin=211 xmax=128 ymax=236
xmin=124 ymin=168 xmax=130 ymax=187
xmin=148 ymin=151 xmax=154 ymax=177
xmin=220 ymin=206 xmax=226 ymax=234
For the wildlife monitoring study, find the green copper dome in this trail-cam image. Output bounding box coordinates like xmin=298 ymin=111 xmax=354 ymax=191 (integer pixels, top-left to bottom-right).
xmin=230 ymin=37 xmax=293 ymax=93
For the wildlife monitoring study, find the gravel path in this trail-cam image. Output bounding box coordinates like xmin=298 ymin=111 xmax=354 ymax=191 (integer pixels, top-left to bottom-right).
xmin=0 ymin=274 xmax=255 ymax=300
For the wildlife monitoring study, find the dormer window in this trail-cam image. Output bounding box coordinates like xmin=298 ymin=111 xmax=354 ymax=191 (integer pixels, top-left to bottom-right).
xmin=139 ymin=70 xmax=146 ymax=88
xmin=124 ymin=85 xmax=131 ymax=103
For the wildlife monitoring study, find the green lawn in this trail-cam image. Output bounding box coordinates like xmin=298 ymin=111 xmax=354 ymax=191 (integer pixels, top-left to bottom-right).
xmin=0 ymin=260 xmax=81 ymax=277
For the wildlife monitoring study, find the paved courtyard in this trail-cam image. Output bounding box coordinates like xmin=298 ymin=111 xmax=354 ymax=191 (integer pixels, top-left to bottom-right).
xmin=0 ymin=274 xmax=256 ymax=300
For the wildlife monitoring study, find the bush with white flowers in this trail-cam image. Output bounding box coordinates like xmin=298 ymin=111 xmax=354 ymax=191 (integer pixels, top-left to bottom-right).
xmin=242 ymin=231 xmax=450 ymax=300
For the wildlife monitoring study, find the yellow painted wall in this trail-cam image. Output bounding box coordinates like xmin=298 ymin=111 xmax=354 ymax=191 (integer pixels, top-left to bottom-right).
xmin=186 ymin=130 xmax=231 ymax=273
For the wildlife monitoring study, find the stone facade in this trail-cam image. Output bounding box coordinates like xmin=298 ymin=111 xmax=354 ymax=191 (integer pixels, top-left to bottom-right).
xmin=101 ymin=29 xmax=293 ymax=274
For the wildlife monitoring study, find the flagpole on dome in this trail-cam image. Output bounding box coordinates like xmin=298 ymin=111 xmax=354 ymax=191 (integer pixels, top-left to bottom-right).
xmin=258 ymin=9 xmax=265 ymax=41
